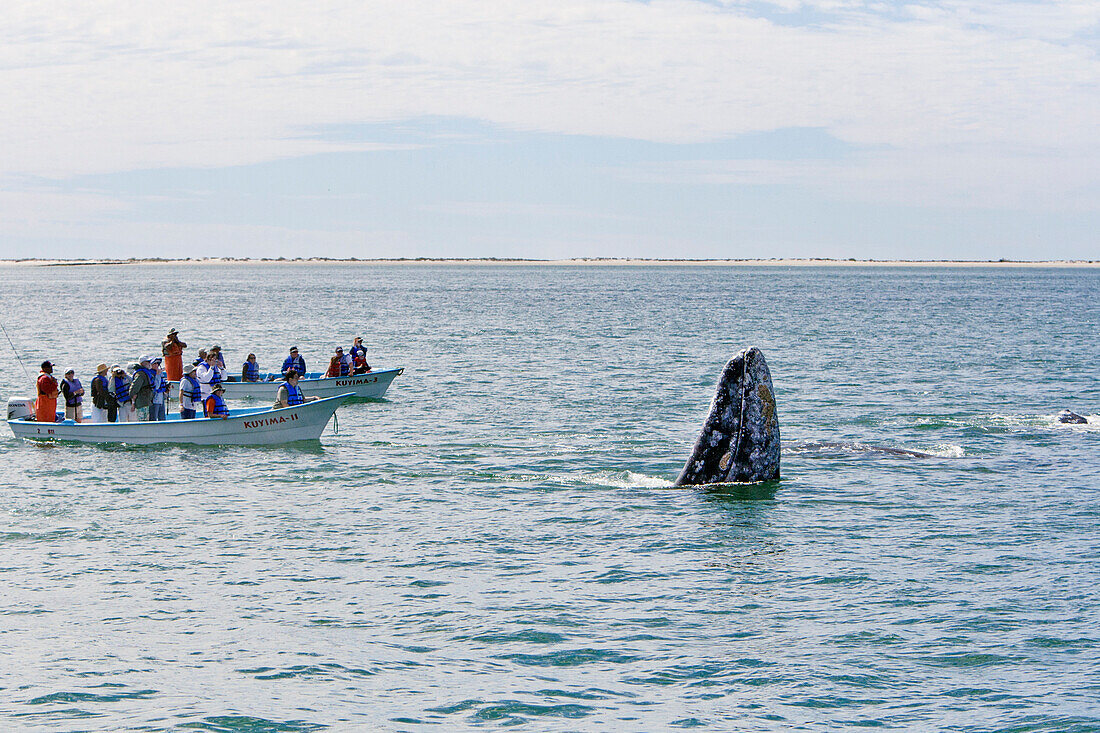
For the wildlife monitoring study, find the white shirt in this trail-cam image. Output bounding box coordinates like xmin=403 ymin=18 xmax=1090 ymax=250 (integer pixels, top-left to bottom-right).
xmin=195 ymin=362 xmax=224 ymax=399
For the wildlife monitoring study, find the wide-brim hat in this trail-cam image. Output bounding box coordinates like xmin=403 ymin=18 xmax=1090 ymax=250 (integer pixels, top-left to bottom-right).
xmin=167 ymin=328 xmax=178 ymax=336
xmin=213 ymin=384 xmax=226 ymax=392
xmin=110 ymin=364 xmax=123 ymax=372
xmin=139 ymin=354 xmax=152 ymax=364
xmin=183 ymin=363 xmax=197 ymax=373
xmin=96 ymin=363 xmax=108 ymax=373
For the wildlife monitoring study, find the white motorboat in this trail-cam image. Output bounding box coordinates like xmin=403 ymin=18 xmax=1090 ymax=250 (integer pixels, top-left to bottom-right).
xmin=6 ymin=393 xmax=353 ymax=446
xmin=179 ymin=367 xmax=403 ymax=401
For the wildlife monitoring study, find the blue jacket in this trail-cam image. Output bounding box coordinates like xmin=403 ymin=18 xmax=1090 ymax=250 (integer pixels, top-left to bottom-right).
xmin=205 ymin=393 xmax=229 ymax=417
xmin=113 ymin=375 xmax=131 ymax=403
xmin=285 ymin=383 xmax=305 ymax=406
xmin=180 ymin=374 xmax=201 ymax=409
xmin=281 ymin=355 xmax=306 ymax=375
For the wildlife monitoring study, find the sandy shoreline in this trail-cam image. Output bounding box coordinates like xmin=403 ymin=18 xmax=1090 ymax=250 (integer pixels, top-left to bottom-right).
xmin=0 ymin=257 xmax=1096 ymax=268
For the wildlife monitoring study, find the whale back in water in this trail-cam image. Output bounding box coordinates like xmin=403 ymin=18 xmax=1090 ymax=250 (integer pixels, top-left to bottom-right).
xmin=675 ymin=347 xmax=780 ymax=485
xmin=1057 ymin=410 xmax=1089 ymax=424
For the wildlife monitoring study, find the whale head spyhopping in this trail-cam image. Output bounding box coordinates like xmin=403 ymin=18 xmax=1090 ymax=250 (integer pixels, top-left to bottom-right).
xmin=675 ymin=347 xmax=781 ymax=485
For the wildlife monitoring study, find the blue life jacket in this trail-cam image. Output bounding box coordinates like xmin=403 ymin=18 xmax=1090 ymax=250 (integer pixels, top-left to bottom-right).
xmin=136 ymin=367 xmax=155 ymax=390
xmin=338 ymin=357 xmax=351 ymax=377
xmin=282 ymin=355 xmax=305 ymax=374
xmin=350 ymin=344 xmax=366 ymax=360
xmin=63 ymin=378 xmax=83 ymax=406
xmin=243 ymin=360 xmax=259 ymax=381
xmin=153 ymin=372 xmax=169 ymax=394
xmin=207 ymin=364 xmax=222 ymax=385
xmin=285 ymin=383 xmax=305 ymax=406
xmin=113 ymin=375 xmax=131 ymax=403
xmin=181 ymin=374 xmax=201 ymax=403
xmin=205 ymin=393 xmax=229 ymax=417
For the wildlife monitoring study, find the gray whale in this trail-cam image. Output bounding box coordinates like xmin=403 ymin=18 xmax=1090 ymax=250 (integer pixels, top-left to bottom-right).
xmin=1057 ymin=410 xmax=1089 ymax=424
xmin=675 ymin=347 xmax=780 ymax=485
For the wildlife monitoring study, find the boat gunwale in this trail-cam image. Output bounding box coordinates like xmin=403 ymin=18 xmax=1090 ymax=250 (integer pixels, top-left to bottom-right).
xmin=188 ymin=366 xmax=404 ymax=387
xmin=7 ymin=393 xmax=354 ymax=445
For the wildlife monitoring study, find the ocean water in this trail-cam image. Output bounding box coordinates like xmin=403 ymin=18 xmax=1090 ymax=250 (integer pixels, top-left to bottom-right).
xmin=0 ymin=263 xmax=1097 ymax=732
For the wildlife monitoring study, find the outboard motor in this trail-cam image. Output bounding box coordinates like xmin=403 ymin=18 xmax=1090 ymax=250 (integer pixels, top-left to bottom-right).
xmin=7 ymin=398 xmax=34 ymax=421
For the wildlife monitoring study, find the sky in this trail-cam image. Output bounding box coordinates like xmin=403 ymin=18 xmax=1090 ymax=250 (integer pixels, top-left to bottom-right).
xmin=1 ymin=0 xmax=1098 ymax=260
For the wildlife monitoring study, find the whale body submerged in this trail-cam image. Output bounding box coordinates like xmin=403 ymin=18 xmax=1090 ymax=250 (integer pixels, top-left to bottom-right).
xmin=1057 ymin=410 xmax=1089 ymax=424
xmin=675 ymin=347 xmax=781 ymax=485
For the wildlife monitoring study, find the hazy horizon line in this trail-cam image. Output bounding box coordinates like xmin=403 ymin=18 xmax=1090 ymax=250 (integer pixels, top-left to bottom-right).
xmin=2 ymin=257 xmax=1097 ymax=268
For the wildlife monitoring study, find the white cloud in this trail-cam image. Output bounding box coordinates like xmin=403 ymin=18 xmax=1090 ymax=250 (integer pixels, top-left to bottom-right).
xmin=0 ymin=0 xmax=1096 ymax=235
xmin=418 ymin=201 xmax=638 ymax=222
xmin=0 ymin=196 xmax=417 ymax=258
xmin=625 ymin=143 xmax=1100 ymax=211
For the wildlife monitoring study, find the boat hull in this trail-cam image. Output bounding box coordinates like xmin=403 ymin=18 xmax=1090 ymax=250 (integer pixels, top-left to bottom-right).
xmin=7 ymin=394 xmax=353 ymax=446
xmin=179 ymin=367 xmax=403 ymax=401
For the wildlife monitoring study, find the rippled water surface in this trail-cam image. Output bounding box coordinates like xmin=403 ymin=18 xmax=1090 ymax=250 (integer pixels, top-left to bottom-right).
xmin=1 ymin=264 xmax=1098 ymax=731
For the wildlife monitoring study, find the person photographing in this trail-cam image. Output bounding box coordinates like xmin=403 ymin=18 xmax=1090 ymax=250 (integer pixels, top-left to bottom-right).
xmin=161 ymin=328 xmax=187 ymax=381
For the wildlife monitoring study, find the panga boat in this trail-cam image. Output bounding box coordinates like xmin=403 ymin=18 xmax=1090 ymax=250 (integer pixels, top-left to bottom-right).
xmin=6 ymin=393 xmax=353 ymax=446
xmin=183 ymin=367 xmax=403 ymax=401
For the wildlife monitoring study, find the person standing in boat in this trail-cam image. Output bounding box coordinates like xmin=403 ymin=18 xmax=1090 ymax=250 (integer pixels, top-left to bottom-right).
xmin=274 ymin=370 xmax=318 ymax=408
xmin=196 ymin=350 xmax=224 ymax=401
xmin=161 ymin=328 xmax=187 ymax=381
xmin=242 ymin=353 xmax=261 ymax=382
xmin=350 ymin=337 xmax=371 ymax=374
xmin=150 ymin=357 xmax=169 ymax=421
xmin=178 ymin=363 xmax=202 ymax=419
xmin=89 ymin=363 xmax=113 ymax=423
xmin=35 ymin=361 xmax=60 ymax=423
xmin=349 ymin=337 xmax=370 ymax=374
xmin=130 ymin=356 xmax=155 ymax=421
xmin=281 ymin=347 xmax=306 ymax=379
xmin=210 ymin=345 xmax=226 ymax=370
xmin=59 ymin=368 xmax=85 ymax=423
xmin=204 ymin=383 xmax=230 ymax=419
xmin=89 ymin=360 xmax=114 ymax=422
xmin=111 ymin=364 xmax=135 ymax=422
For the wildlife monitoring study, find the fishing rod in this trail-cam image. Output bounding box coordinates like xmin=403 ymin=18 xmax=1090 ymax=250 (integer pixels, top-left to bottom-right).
xmin=0 ymin=322 xmax=32 ymax=381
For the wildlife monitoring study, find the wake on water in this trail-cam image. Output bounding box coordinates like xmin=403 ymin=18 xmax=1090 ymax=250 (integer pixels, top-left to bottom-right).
xmin=884 ymin=412 xmax=1098 ymax=431
xmin=786 ymin=439 xmax=964 ymax=459
xmin=579 ymin=470 xmax=673 ymax=489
